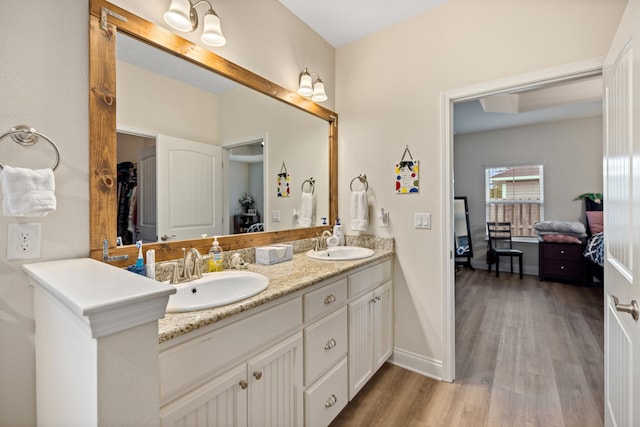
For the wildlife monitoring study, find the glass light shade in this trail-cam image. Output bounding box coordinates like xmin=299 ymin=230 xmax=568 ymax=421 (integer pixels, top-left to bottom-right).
xmin=201 ymin=12 xmax=226 ymax=47
xmin=298 ymin=69 xmax=314 ymax=97
xmin=163 ymin=0 xmax=196 ymax=32
xmin=311 ymin=79 xmax=327 ymax=102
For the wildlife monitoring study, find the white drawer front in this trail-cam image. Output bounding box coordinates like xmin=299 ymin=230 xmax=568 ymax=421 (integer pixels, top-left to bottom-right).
xmin=304 ymin=306 xmax=347 ymax=386
xmin=304 ymin=278 xmax=347 ymax=322
xmin=160 ymin=297 xmax=302 ymax=401
xmin=348 ymin=260 xmax=391 ymax=297
xmin=305 ymin=357 xmax=348 ymax=427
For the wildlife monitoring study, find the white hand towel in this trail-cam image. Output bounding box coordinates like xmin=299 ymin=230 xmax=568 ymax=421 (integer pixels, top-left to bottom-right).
xmin=1 ymin=165 xmax=56 ymax=217
xmin=299 ymin=192 xmax=314 ymax=227
xmin=350 ymin=190 xmax=368 ymax=231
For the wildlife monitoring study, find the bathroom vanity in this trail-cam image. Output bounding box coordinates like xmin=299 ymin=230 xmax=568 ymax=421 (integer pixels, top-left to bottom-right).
xmin=158 ymin=250 xmax=393 ymax=426
xmin=25 ymin=241 xmax=393 ymax=427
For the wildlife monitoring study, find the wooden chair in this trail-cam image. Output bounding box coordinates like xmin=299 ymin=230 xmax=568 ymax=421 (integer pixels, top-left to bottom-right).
xmin=487 ymin=222 xmax=523 ymax=279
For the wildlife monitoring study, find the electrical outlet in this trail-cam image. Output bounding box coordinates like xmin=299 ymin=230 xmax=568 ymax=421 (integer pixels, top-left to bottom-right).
xmin=7 ymin=223 xmax=41 ymax=260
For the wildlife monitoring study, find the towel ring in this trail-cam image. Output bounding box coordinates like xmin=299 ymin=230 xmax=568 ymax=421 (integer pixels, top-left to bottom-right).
xmin=302 ymin=177 xmax=315 ymax=194
xmin=0 ymin=125 xmax=61 ymax=171
xmin=350 ymin=173 xmax=368 ymax=192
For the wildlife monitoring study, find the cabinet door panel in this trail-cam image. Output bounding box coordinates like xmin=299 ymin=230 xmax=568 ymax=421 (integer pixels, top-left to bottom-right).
xmin=161 ymin=364 xmax=247 ymax=427
xmin=373 ymin=281 xmax=393 ymax=370
xmin=348 ymin=292 xmax=374 ymax=400
xmin=247 ymin=333 xmax=303 ymax=427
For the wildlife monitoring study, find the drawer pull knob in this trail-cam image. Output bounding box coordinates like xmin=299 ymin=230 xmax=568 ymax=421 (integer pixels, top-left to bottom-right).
xmin=560 ymin=250 xmax=565 ymax=254
xmin=253 ymin=371 xmax=263 ymax=380
xmin=239 ymin=379 xmax=248 ymax=389
xmin=324 ymin=294 xmax=336 ymax=304
xmin=325 ymin=394 xmax=337 ymax=408
xmin=560 ymin=266 xmax=565 ymax=270
xmin=324 ymin=338 xmax=337 ymax=350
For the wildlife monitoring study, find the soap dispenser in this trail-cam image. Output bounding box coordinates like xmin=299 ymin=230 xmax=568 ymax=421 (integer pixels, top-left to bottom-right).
xmin=333 ymin=219 xmax=345 ymax=246
xmin=208 ymin=237 xmax=224 ymax=272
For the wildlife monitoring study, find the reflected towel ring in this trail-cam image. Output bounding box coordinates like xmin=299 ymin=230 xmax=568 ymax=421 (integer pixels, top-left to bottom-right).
xmin=302 ymin=177 xmax=315 ymax=194
xmin=0 ymin=125 xmax=61 ymax=171
xmin=350 ymin=173 xmax=368 ymax=192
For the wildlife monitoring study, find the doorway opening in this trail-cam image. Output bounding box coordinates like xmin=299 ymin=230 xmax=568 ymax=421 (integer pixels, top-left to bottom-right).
xmin=442 ymin=58 xmax=604 ymax=382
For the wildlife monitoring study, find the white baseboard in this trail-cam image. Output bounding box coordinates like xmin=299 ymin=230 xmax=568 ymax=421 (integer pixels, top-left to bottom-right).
xmin=389 ymin=348 xmax=443 ymax=381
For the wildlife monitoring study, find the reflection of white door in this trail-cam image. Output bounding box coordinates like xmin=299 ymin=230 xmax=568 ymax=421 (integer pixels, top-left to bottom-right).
xmin=137 ymin=146 xmax=157 ymax=242
xmin=603 ymin=1 xmax=640 ymax=425
xmin=156 ymin=135 xmax=223 ymax=241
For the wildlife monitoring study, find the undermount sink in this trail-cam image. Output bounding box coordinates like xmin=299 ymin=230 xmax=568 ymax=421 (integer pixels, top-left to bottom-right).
xmin=306 ymin=246 xmax=375 ymax=261
xmin=166 ymin=271 xmax=269 ymax=313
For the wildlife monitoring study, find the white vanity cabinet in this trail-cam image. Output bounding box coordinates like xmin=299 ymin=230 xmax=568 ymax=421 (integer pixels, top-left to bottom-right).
xmin=159 ymin=297 xmax=304 ymax=427
xmin=159 ymin=256 xmax=393 ymax=427
xmin=347 ymin=261 xmax=393 ymax=400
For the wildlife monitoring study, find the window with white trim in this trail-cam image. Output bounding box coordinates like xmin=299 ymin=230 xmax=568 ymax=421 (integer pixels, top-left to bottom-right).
xmin=485 ymin=164 xmax=544 ymax=237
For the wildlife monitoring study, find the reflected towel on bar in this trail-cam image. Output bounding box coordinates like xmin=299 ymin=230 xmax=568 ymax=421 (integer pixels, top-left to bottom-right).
xmin=1 ymin=165 xmax=56 ymax=216
xmin=299 ymin=192 xmax=314 ymax=227
xmin=350 ymin=190 xmax=368 ymax=231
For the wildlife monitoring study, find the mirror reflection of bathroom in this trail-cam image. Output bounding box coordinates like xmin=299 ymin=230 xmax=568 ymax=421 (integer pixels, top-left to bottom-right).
xmin=225 ymin=139 xmax=265 ymax=234
xmin=454 ymin=196 xmax=474 ymax=270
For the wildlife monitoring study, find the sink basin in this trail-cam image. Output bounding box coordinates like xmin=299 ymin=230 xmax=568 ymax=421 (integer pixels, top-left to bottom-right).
xmin=306 ymin=246 xmax=375 ymax=261
xmin=166 ymin=271 xmax=269 ymax=313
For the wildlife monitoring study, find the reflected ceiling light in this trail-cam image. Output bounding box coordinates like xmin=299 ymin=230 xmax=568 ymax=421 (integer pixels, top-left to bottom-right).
xmin=297 ymin=68 xmax=328 ymax=102
xmin=163 ymin=0 xmax=227 ymax=47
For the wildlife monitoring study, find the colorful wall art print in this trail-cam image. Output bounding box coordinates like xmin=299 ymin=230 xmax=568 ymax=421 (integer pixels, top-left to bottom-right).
xmin=277 ymin=162 xmax=290 ymax=197
xmin=395 ymin=159 xmax=419 ymax=193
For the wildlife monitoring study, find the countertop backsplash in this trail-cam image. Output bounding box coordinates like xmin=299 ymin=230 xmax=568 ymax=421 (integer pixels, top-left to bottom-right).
xmin=151 ymin=235 xmax=394 ymax=283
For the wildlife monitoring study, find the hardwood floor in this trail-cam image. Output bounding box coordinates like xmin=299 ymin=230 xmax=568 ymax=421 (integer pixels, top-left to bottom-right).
xmin=330 ymin=268 xmax=604 ymax=427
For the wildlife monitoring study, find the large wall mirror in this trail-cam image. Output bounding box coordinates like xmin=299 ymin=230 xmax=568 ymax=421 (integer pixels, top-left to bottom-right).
xmin=89 ymin=0 xmax=338 ymax=265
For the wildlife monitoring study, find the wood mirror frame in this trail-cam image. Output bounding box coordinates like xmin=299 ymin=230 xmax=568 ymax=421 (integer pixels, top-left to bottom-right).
xmin=89 ymin=0 xmax=338 ymax=266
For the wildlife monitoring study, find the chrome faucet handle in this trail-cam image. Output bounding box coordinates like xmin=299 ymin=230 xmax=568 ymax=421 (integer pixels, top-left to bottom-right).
xmin=167 ymin=262 xmax=180 ymax=284
xmin=190 ymin=248 xmax=203 ymax=279
xmin=181 ymin=248 xmax=191 ymax=280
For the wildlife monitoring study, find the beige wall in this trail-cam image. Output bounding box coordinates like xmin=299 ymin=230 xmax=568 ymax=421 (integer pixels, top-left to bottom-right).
xmin=335 ymin=0 xmax=625 ymax=374
xmin=454 ymin=116 xmax=604 ymax=275
xmin=0 ymin=0 xmax=333 ymax=424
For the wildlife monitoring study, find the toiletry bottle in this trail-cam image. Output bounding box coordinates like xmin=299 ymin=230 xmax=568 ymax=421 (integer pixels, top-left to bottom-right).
xmin=208 ymin=237 xmax=224 ymax=272
xmin=135 ymin=240 xmax=144 ymax=268
xmin=333 ymin=219 xmax=345 ymax=246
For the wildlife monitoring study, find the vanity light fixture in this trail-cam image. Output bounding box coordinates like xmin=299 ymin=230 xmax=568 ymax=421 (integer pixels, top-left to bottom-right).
xmin=298 ymin=68 xmax=328 ymax=102
xmin=163 ymin=0 xmax=226 ymax=47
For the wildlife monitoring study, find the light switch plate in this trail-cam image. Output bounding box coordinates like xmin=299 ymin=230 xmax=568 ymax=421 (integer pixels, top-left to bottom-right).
xmin=7 ymin=223 xmax=42 ymax=260
xmin=272 ymin=210 xmax=281 ymax=222
xmin=415 ymin=213 xmax=431 ymax=229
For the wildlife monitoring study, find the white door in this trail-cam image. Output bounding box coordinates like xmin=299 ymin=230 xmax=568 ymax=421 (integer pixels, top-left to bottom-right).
xmin=603 ymin=1 xmax=640 ymax=425
xmin=137 ymin=146 xmax=157 ymax=242
xmin=156 ymin=135 xmax=223 ymax=241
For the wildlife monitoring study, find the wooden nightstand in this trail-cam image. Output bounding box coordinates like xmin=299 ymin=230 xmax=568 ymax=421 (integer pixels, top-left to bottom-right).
xmin=538 ymin=241 xmax=586 ymax=284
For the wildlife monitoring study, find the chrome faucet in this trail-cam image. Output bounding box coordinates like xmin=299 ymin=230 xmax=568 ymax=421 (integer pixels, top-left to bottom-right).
xmin=315 ymin=230 xmax=334 ymax=251
xmin=182 ymin=247 xmax=203 ymax=281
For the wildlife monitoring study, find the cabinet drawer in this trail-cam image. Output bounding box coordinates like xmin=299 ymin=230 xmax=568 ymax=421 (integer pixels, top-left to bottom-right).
xmin=348 ymin=260 xmax=392 ymax=297
xmin=543 ymin=259 xmax=582 ymax=279
xmin=542 ymin=243 xmax=583 ymax=260
xmin=305 ymin=357 xmax=348 ymax=427
xmin=160 ymin=297 xmax=302 ymax=401
xmin=304 ymin=278 xmax=347 ymax=322
xmin=304 ymin=306 xmax=347 ymax=386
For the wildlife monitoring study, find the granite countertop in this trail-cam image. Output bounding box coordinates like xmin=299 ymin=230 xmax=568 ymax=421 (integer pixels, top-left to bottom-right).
xmin=158 ymin=241 xmax=393 ymax=344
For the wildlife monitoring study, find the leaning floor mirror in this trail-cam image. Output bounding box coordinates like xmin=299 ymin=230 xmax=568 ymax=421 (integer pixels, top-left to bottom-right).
xmin=454 ymin=196 xmax=474 ymax=269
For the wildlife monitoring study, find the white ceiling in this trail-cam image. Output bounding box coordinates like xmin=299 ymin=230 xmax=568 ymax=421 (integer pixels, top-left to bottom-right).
xmin=278 ymin=0 xmax=447 ymax=48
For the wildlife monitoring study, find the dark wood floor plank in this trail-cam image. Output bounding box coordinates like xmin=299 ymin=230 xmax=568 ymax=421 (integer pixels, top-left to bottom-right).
xmin=330 ymin=269 xmax=604 ymax=427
